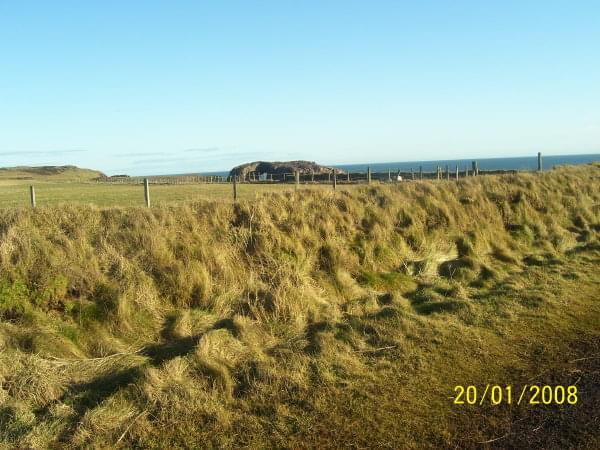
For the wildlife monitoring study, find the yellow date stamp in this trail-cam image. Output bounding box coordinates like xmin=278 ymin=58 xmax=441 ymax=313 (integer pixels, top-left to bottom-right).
xmin=452 ymin=385 xmax=578 ymax=406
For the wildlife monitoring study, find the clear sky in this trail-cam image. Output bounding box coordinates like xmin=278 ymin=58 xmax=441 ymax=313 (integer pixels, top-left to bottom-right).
xmin=1 ymin=1 xmax=599 ymax=175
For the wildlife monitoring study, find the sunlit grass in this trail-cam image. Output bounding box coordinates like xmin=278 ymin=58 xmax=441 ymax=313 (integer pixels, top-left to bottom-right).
xmin=0 ymin=181 xmax=362 ymax=208
xmin=0 ymin=163 xmax=599 ymax=448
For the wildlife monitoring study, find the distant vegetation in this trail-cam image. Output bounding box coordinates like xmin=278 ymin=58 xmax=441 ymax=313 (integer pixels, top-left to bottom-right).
xmin=0 ymin=163 xmax=599 ymax=448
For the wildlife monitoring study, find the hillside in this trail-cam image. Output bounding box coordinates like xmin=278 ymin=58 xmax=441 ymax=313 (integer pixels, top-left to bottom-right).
xmin=0 ymin=163 xmax=599 ymax=448
xmin=0 ymin=165 xmax=104 ymax=181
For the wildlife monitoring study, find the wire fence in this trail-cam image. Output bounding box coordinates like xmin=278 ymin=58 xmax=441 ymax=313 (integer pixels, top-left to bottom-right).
xmin=23 ymin=154 xmax=544 ymax=208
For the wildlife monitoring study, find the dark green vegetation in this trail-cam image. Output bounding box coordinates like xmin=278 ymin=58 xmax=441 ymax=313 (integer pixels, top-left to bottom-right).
xmin=0 ymin=164 xmax=599 ymax=448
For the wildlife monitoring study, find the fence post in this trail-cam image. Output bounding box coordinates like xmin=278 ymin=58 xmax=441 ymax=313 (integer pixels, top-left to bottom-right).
xmin=144 ymin=178 xmax=151 ymax=207
xmin=347 ymin=172 xmax=350 ymax=182
xmin=471 ymin=161 xmax=477 ymax=176
xmin=233 ymin=176 xmax=237 ymax=201
xmin=29 ymin=186 xmax=36 ymax=208
xmin=466 ymin=166 xmax=469 ymax=177
xmin=537 ymin=152 xmax=542 ymax=172
xmin=311 ymin=169 xmax=315 ymax=182
xmin=455 ymin=165 xmax=459 ymax=181
xmin=367 ymin=166 xmax=371 ymax=184
xmin=295 ymin=171 xmax=299 ymax=190
xmin=332 ymin=169 xmax=337 ymax=190
xmin=388 ymin=169 xmax=391 ymax=182
xmin=446 ymin=165 xmax=450 ymax=180
xmin=419 ymin=166 xmax=423 ymax=180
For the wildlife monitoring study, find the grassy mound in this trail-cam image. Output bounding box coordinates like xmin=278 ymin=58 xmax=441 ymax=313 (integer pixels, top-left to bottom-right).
xmin=0 ymin=164 xmax=599 ymax=448
xmin=0 ymin=165 xmax=104 ymax=182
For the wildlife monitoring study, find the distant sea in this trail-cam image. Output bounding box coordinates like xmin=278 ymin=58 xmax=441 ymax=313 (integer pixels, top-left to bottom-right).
xmin=188 ymin=153 xmax=600 ymax=177
xmin=334 ymin=153 xmax=600 ymax=174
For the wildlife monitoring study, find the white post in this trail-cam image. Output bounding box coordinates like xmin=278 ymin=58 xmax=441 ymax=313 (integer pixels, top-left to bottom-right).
xmin=144 ymin=178 xmax=150 ymax=207
xmin=30 ymin=186 xmax=36 ymax=208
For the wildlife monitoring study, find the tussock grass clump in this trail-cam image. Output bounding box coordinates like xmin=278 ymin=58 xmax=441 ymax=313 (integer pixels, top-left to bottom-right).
xmin=0 ymin=164 xmax=599 ymax=447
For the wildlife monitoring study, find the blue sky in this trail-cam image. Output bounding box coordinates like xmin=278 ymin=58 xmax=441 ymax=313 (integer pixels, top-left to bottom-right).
xmin=0 ymin=1 xmax=598 ymax=175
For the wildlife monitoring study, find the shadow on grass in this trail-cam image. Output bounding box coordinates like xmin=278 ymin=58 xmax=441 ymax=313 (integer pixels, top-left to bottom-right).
xmin=406 ymin=283 xmax=470 ymax=316
xmin=35 ymin=316 xmax=229 ymax=443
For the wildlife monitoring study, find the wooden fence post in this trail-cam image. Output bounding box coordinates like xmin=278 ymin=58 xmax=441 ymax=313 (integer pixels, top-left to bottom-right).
xmin=419 ymin=166 xmax=423 ymax=180
xmin=29 ymin=186 xmax=36 ymax=208
xmin=144 ymin=178 xmax=150 ymax=207
xmin=466 ymin=166 xmax=469 ymax=177
xmin=367 ymin=166 xmax=371 ymax=184
xmin=233 ymin=176 xmax=237 ymax=201
xmin=537 ymin=152 xmax=542 ymax=172
xmin=455 ymin=165 xmax=459 ymax=181
xmin=347 ymin=172 xmax=350 ymax=182
xmin=446 ymin=165 xmax=450 ymax=180
xmin=311 ymin=170 xmax=315 ymax=182
xmin=332 ymin=169 xmax=337 ymax=190
xmin=295 ymin=171 xmax=299 ymax=190
xmin=388 ymin=169 xmax=391 ymax=182
xmin=411 ymin=168 xmax=415 ymax=180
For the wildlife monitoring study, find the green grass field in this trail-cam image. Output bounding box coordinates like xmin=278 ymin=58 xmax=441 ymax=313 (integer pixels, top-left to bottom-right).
xmin=0 ymin=181 xmax=364 ymax=208
xmin=0 ymin=161 xmax=368 ymax=208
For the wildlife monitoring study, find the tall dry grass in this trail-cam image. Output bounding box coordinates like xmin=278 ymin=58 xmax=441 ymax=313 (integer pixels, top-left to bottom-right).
xmin=0 ymin=163 xmax=599 ymax=448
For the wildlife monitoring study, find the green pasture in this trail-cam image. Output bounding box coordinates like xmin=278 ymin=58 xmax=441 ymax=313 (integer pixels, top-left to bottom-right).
xmin=0 ymin=181 xmax=359 ymax=208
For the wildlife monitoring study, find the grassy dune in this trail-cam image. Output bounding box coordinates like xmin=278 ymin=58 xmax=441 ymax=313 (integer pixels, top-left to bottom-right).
xmin=0 ymin=164 xmax=599 ymax=448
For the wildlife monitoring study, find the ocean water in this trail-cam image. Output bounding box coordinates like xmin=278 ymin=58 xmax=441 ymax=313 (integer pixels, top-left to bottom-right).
xmin=334 ymin=153 xmax=600 ymax=174
xmin=197 ymin=153 xmax=600 ymax=177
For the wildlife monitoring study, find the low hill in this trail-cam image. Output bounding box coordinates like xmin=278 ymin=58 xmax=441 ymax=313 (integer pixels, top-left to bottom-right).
xmin=0 ymin=165 xmax=105 ymax=181
xmin=229 ymin=160 xmax=345 ymax=179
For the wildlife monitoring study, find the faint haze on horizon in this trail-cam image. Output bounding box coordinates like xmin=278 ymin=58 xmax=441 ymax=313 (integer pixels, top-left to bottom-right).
xmin=1 ymin=1 xmax=599 ymax=176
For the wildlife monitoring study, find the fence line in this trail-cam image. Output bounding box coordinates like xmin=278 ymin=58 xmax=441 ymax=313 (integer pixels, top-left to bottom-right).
xmin=28 ymin=154 xmax=545 ymax=207
xmin=94 ymin=155 xmax=537 ymax=187
xmin=100 ymin=169 xmax=515 ymax=185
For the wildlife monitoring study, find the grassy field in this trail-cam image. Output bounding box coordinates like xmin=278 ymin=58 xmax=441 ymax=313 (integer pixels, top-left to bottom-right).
xmin=0 ymin=163 xmax=599 ymax=448
xmin=0 ymin=180 xmax=360 ymax=208
xmin=0 ymin=166 xmax=361 ymax=207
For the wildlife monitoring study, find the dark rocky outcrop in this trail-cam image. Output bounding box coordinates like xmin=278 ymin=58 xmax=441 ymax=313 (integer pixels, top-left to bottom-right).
xmin=229 ymin=161 xmax=344 ymax=179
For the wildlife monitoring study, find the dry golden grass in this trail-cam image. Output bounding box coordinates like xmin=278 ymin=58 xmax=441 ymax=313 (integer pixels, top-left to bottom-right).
xmin=0 ymin=163 xmax=599 ymax=448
